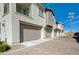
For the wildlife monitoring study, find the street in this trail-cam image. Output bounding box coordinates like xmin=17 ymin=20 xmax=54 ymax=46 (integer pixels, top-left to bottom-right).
xmin=4 ymin=37 xmax=79 ymax=55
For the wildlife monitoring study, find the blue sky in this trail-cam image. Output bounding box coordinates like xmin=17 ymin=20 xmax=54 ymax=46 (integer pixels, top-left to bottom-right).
xmin=42 ymin=3 xmax=79 ymax=32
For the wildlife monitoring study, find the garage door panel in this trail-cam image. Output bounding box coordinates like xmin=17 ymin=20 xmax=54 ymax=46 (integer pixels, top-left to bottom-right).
xmin=20 ymin=23 xmax=41 ymax=42
xmin=23 ymin=29 xmax=40 ymax=41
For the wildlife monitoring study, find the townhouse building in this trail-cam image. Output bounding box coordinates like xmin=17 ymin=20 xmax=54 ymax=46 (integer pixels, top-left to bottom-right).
xmin=0 ymin=3 xmax=59 ymax=44
xmin=45 ymin=8 xmax=56 ymax=38
xmin=58 ymin=23 xmax=64 ymax=36
xmin=54 ymin=22 xmax=64 ymax=37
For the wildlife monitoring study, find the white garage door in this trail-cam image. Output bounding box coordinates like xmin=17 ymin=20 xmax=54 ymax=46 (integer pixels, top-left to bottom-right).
xmin=20 ymin=23 xmax=41 ymax=42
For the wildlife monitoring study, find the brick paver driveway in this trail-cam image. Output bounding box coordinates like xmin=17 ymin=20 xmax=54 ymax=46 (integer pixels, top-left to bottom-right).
xmin=4 ymin=37 xmax=79 ymax=55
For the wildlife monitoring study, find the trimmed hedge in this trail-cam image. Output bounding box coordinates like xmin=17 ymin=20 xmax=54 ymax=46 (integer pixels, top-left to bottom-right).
xmin=0 ymin=41 xmax=11 ymax=52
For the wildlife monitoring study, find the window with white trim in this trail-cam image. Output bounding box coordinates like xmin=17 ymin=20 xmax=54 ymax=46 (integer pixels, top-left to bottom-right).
xmin=48 ymin=12 xmax=54 ymax=22
xmin=39 ymin=8 xmax=44 ymax=18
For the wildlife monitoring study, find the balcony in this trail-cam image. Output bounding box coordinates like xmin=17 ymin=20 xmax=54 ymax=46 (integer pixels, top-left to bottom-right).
xmin=16 ymin=3 xmax=31 ymax=18
xmin=45 ymin=25 xmax=53 ymax=30
xmin=15 ymin=3 xmax=44 ymax=26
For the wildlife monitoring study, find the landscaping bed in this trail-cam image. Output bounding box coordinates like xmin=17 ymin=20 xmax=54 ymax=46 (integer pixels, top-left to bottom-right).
xmin=0 ymin=41 xmax=11 ymax=52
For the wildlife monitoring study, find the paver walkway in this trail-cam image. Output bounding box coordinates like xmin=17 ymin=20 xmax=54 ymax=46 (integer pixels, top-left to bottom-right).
xmin=4 ymin=37 xmax=79 ymax=55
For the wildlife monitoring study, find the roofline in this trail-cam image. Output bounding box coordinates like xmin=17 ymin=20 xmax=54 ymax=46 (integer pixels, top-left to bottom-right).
xmin=45 ymin=8 xmax=55 ymax=16
xmin=56 ymin=22 xmax=64 ymax=24
xmin=56 ymin=22 xmax=59 ymax=24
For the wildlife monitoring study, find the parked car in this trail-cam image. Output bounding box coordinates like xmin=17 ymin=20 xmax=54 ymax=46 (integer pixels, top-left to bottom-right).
xmin=73 ymin=32 xmax=79 ymax=43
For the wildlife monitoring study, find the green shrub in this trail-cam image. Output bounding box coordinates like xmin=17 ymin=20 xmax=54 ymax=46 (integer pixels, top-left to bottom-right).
xmin=4 ymin=44 xmax=11 ymax=51
xmin=0 ymin=41 xmax=2 ymax=45
xmin=0 ymin=44 xmax=6 ymax=52
xmin=0 ymin=41 xmax=11 ymax=52
xmin=0 ymin=41 xmax=5 ymax=45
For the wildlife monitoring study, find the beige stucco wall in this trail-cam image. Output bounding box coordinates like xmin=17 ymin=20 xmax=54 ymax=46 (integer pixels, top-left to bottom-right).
xmin=0 ymin=3 xmax=46 ymax=44
xmin=0 ymin=3 xmax=57 ymax=44
xmin=15 ymin=4 xmax=45 ymax=27
xmin=0 ymin=4 xmax=13 ymax=44
xmin=11 ymin=3 xmax=45 ymax=43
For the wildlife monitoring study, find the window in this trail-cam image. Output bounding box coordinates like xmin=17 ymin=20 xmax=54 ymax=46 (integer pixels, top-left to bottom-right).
xmin=4 ymin=3 xmax=9 ymax=15
xmin=16 ymin=4 xmax=30 ymax=17
xmin=48 ymin=12 xmax=54 ymax=22
xmin=23 ymin=8 xmax=30 ymax=16
xmin=49 ymin=13 xmax=51 ymax=21
xmin=39 ymin=8 xmax=43 ymax=18
xmin=16 ymin=5 xmax=22 ymax=13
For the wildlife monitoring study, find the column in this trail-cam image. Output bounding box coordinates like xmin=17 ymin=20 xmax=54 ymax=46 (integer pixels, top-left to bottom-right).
xmin=41 ymin=27 xmax=46 ymax=39
xmin=51 ymin=29 xmax=54 ymax=38
xmin=60 ymin=31 xmax=62 ymax=36
xmin=57 ymin=31 xmax=59 ymax=37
